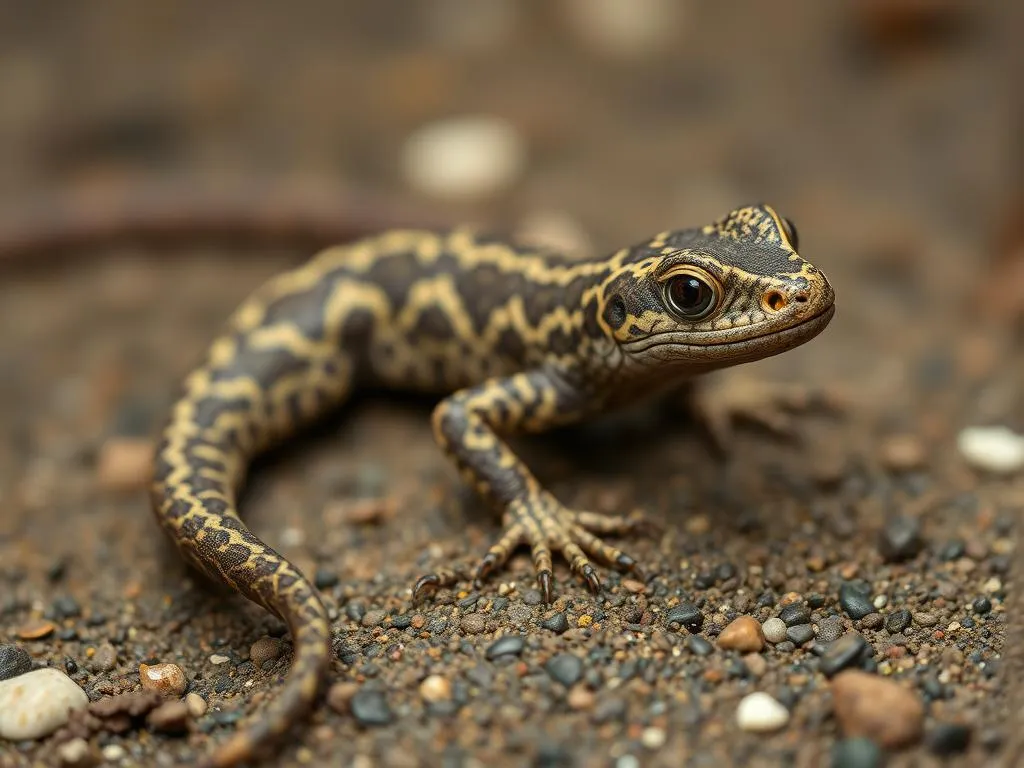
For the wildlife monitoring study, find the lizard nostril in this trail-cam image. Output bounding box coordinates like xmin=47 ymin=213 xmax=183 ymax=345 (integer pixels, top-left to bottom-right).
xmin=794 ymin=293 xmax=809 ymax=304
xmin=763 ymin=290 xmax=787 ymax=312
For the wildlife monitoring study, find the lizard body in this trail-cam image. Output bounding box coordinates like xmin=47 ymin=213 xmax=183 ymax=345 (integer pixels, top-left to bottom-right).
xmin=17 ymin=200 xmax=836 ymax=766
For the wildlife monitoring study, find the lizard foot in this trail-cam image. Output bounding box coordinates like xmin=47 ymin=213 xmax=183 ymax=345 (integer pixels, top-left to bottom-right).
xmin=412 ymin=493 xmax=657 ymax=604
xmin=690 ymin=377 xmax=845 ymax=455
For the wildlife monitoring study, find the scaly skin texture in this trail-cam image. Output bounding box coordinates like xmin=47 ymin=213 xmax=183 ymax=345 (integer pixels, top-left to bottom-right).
xmin=146 ymin=204 xmax=835 ymax=766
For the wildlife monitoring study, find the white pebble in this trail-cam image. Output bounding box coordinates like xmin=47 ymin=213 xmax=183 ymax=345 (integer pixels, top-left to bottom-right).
xmin=560 ymin=0 xmax=680 ymax=57
xmin=761 ymin=617 xmax=788 ymax=644
xmin=957 ymin=426 xmax=1024 ymax=474
xmin=209 ymin=654 xmax=231 ymax=665
xmin=102 ymin=744 xmax=126 ymax=761
xmin=640 ymin=726 xmax=666 ymax=749
xmin=401 ymin=115 xmax=526 ymax=200
xmin=0 ymin=668 xmax=88 ymax=740
xmin=736 ymin=691 xmax=790 ymax=733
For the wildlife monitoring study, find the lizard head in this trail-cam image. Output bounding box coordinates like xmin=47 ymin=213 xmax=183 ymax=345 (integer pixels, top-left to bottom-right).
xmin=596 ymin=204 xmax=835 ymax=373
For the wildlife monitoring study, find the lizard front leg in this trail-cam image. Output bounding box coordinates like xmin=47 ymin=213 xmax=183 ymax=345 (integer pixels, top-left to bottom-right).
xmin=413 ymin=369 xmax=650 ymax=603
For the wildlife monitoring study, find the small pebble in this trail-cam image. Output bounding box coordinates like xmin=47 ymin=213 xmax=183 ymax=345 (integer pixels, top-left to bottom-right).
xmin=101 ymin=745 xmax=126 ymax=762
xmin=736 ymin=691 xmax=790 ymax=732
xmin=461 ymin=614 xmax=486 ymax=634
xmin=820 ymin=632 xmax=870 ymax=678
xmin=742 ymin=653 xmax=767 ymax=678
xmin=839 ymin=583 xmax=876 ymax=620
xmin=957 ymin=425 xmax=1024 ymax=474
xmin=786 ymin=624 xmax=815 ymax=646
xmin=817 ymin=615 xmax=845 ymax=643
xmin=717 ymin=616 xmax=765 ymax=653
xmin=640 ymin=726 xmax=666 ymax=749
xmin=830 ymin=737 xmax=883 ymax=768
xmin=885 ymin=609 xmax=912 ymax=634
xmin=0 ymin=644 xmax=32 ymax=681
xmin=89 ymin=643 xmax=117 ymax=673
xmin=878 ymin=515 xmax=923 ymax=562
xmin=926 ymin=722 xmax=972 ymax=755
xmin=832 ymin=670 xmax=924 ymax=748
xmin=540 ymin=612 xmax=569 ymax=634
xmin=912 ymin=612 xmax=938 ymax=627
xmin=485 ymin=635 xmax=525 ymax=660
xmin=545 ymin=654 xmax=583 ymax=687
xmin=16 ymin=618 xmax=55 ymax=640
xmin=326 ymin=682 xmax=359 ymax=714
xmin=96 ymin=437 xmax=154 ymax=490
xmin=0 ymin=667 xmax=88 ymax=739
xmin=879 ymin=433 xmax=926 ymax=471
xmin=249 ymin=636 xmax=283 ymax=668
xmin=184 ymin=692 xmax=207 ymax=718
xmin=762 ymin=618 xmax=787 ymax=644
xmin=779 ymin=603 xmax=811 ymax=626
xmin=666 ymin=602 xmax=703 ymax=633
xmin=401 ymin=115 xmax=526 ymax=199
xmin=147 ymin=700 xmax=191 ymax=733
xmin=688 ymin=636 xmax=714 ymax=656
xmin=57 ymin=737 xmax=98 ymax=768
xmin=350 ymin=688 xmax=395 ymax=726
xmin=139 ymin=663 xmax=188 ymax=697
xmin=209 ymin=654 xmax=231 ymax=665
xmin=419 ymin=675 xmax=452 ymax=703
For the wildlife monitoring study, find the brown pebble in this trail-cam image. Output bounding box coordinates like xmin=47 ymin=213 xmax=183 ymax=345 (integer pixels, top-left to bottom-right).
xmin=567 ymin=684 xmax=594 ymax=710
xmin=717 ymin=616 xmax=765 ymax=653
xmin=323 ymin=497 xmax=397 ymax=526
xmin=139 ymin=663 xmax=187 ymax=697
xmin=96 ymin=438 xmax=154 ymax=491
xmin=411 ymin=614 xmax=426 ymax=629
xmin=621 ymin=579 xmax=646 ymax=594
xmin=147 ymin=700 xmax=191 ymax=734
xmin=742 ymin=653 xmax=767 ymax=678
xmin=56 ymin=737 xmax=99 ymax=768
xmin=90 ymin=643 xmax=117 ymax=673
xmin=832 ymin=670 xmax=925 ymax=748
xmin=880 ymin=434 xmax=927 ymax=471
xmin=460 ymin=614 xmax=486 ymax=634
xmin=361 ymin=609 xmax=387 ymax=628
xmin=249 ymin=636 xmax=283 ymax=668
xmin=17 ymin=618 xmax=56 ymax=640
xmin=419 ymin=674 xmax=452 ymax=703
xmin=913 ymin=612 xmax=938 ymax=627
xmin=326 ymin=681 xmax=359 ymax=714
xmin=184 ymin=692 xmax=207 ymax=718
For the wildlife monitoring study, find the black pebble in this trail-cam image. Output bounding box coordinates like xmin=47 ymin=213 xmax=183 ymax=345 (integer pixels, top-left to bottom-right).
xmin=972 ymin=596 xmax=992 ymax=614
xmin=50 ymin=595 xmax=81 ymax=620
xmin=939 ymin=539 xmax=965 ymax=561
xmin=545 ymin=653 xmax=583 ymax=687
xmin=391 ymin=614 xmax=412 ymax=630
xmin=0 ymin=644 xmax=32 ymax=681
xmin=878 ymin=514 xmax=923 ymax=562
xmin=926 ymin=723 xmax=972 ymax=755
xmin=839 ymin=583 xmax=875 ymax=620
xmin=779 ymin=603 xmax=811 ymax=626
xmin=819 ymin=632 xmax=871 ymax=678
xmin=666 ymin=602 xmax=704 ymax=633
xmin=350 ymin=689 xmax=395 ymax=726
xmin=485 ymin=635 xmax=525 ymax=660
xmin=540 ymin=613 xmax=569 ymax=634
xmin=885 ymin=609 xmax=912 ymax=634
xmin=314 ymin=569 xmax=339 ymax=590
xmin=831 ymin=737 xmax=883 ymax=768
xmin=694 ymin=571 xmax=716 ymax=589
xmin=786 ymin=624 xmax=815 ymax=646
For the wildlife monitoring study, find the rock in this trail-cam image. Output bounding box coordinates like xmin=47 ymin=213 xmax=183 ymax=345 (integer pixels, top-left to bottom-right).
xmin=878 ymin=515 xmax=923 ymax=561
xmin=545 ymin=654 xmax=583 ymax=687
xmin=736 ymin=691 xmax=790 ymax=732
xmin=0 ymin=645 xmax=32 ymax=681
xmin=540 ymin=612 xmax=569 ymax=634
xmin=560 ymin=0 xmax=680 ymax=58
xmin=820 ymin=632 xmax=871 ymax=678
xmin=926 ymin=722 xmax=972 ymax=755
xmin=326 ymin=682 xmax=359 ymax=714
xmin=717 ymin=616 xmax=765 ymax=652
xmin=57 ymin=737 xmax=99 ymax=768
xmin=830 ymin=737 xmax=883 ymax=768
xmin=350 ymin=688 xmax=394 ymax=726
xmin=139 ymin=663 xmax=187 ymax=697
xmin=249 ymin=636 xmax=283 ymax=668
xmin=831 ymin=670 xmax=925 ymax=748
xmin=147 ymin=700 xmax=191 ymax=734
xmin=666 ymin=602 xmax=703 ymax=633
xmin=401 ymin=115 xmax=526 ymax=200
xmin=761 ymin=618 xmax=788 ymax=644
xmin=839 ymin=583 xmax=876 ymax=619
xmin=96 ymin=437 xmax=154 ymax=491
xmin=0 ymin=668 xmax=88 ymax=740
xmin=485 ymin=634 xmax=525 ymax=659
xmin=885 ymin=609 xmax=912 ymax=634
xmin=879 ymin=434 xmax=926 ymax=471
xmin=786 ymin=624 xmax=815 ymax=646
xmin=957 ymin=425 xmax=1024 ymax=474
xmin=419 ymin=675 xmax=452 ymax=703
xmin=89 ymin=643 xmax=117 ymax=673
xmin=460 ymin=614 xmax=486 ymax=634
xmin=184 ymin=692 xmax=207 ymax=718
xmin=16 ymin=618 xmax=55 ymax=640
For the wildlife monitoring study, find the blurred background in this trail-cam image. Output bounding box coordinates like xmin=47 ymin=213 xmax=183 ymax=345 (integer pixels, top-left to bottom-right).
xmin=0 ymin=2 xmax=1023 ymax=765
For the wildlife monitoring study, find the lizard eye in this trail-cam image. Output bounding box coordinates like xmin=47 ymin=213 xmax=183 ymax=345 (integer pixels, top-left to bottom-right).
xmin=781 ymin=217 xmax=799 ymax=250
xmin=663 ymin=272 xmax=718 ymax=320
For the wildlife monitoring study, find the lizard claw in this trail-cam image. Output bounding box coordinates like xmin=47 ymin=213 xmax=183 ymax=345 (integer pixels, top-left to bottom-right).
xmin=580 ymin=563 xmax=602 ymax=594
xmin=538 ymin=570 xmax=554 ymax=604
xmin=412 ymin=574 xmax=442 ymax=602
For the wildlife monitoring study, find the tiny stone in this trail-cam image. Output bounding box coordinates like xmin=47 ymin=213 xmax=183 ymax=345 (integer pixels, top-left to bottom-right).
xmin=972 ymin=597 xmax=992 ymax=614
xmin=957 ymin=425 xmax=1024 ymax=474
xmin=461 ymin=614 xmax=486 ymax=634
xmin=736 ymin=691 xmax=790 ymax=732
xmin=540 ymin=613 xmax=569 ymax=634
xmin=350 ymin=688 xmax=394 ymax=726
xmin=830 ymin=737 xmax=883 ymax=768
xmin=666 ymin=602 xmax=703 ymax=633
xmin=779 ymin=604 xmax=811 ymax=626
xmin=885 ymin=609 xmax=912 ymax=634
xmin=147 ymin=700 xmax=191 ymax=733
xmin=879 ymin=434 xmax=926 ymax=471
xmin=96 ymin=437 xmax=154 ymax=490
xmin=688 ymin=636 xmax=714 ymax=656
xmin=926 ymin=722 xmax=972 ymax=755
xmin=567 ymin=684 xmax=595 ymax=710
xmin=57 ymin=737 xmax=98 ymax=768
xmin=50 ymin=595 xmax=82 ymax=620
xmin=545 ymin=653 xmax=583 ymax=687
xmin=16 ymin=618 xmax=55 ymax=640
xmin=878 ymin=515 xmax=923 ymax=562
xmin=762 ymin=618 xmax=788 ymax=644
xmin=184 ymin=692 xmax=207 ymax=717
xmin=249 ymin=636 xmax=283 ymax=668
xmin=742 ymin=653 xmax=768 ymax=678
xmin=839 ymin=584 xmax=875 ymax=620
xmin=832 ymin=670 xmax=925 ymax=748
xmin=89 ymin=643 xmax=117 ymax=673
xmin=0 ymin=668 xmax=88 ymax=739
xmin=820 ymin=632 xmax=870 ymax=678
xmin=859 ymin=612 xmax=883 ymax=630
xmin=361 ymin=610 xmax=387 ymax=628
xmin=139 ymin=662 xmax=188 ymax=697
xmin=314 ymin=569 xmax=339 ymax=590
xmin=717 ymin=616 xmax=765 ymax=653
xmin=101 ymin=745 xmax=126 ymax=762
xmin=786 ymin=624 xmax=815 ymax=646
xmin=209 ymin=654 xmax=231 ymax=665
xmin=0 ymin=644 xmax=32 ymax=681
xmin=326 ymin=682 xmax=359 ymax=714
xmin=419 ymin=675 xmax=452 ymax=703
xmin=640 ymin=726 xmax=667 ymax=749
xmin=912 ymin=612 xmax=938 ymax=627
xmin=485 ymin=635 xmax=525 ymax=660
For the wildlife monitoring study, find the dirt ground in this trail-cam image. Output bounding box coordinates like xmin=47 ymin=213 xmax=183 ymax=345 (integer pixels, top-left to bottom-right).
xmin=1 ymin=2 xmax=1023 ymax=767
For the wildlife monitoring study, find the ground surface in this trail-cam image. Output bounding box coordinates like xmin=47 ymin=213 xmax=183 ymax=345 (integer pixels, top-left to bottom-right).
xmin=0 ymin=2 xmax=1022 ymax=767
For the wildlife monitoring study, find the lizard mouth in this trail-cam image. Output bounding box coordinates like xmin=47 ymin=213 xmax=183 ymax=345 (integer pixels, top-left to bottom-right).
xmin=624 ymin=303 xmax=835 ymax=363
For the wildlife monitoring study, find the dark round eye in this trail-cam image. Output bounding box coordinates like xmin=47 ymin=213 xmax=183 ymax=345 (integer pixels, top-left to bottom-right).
xmin=781 ymin=217 xmax=799 ymax=250
xmin=664 ymin=274 xmax=717 ymax=320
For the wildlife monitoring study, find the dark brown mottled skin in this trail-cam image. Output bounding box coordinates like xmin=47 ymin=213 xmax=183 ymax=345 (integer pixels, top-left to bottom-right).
xmin=10 ymin=200 xmax=837 ymax=766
